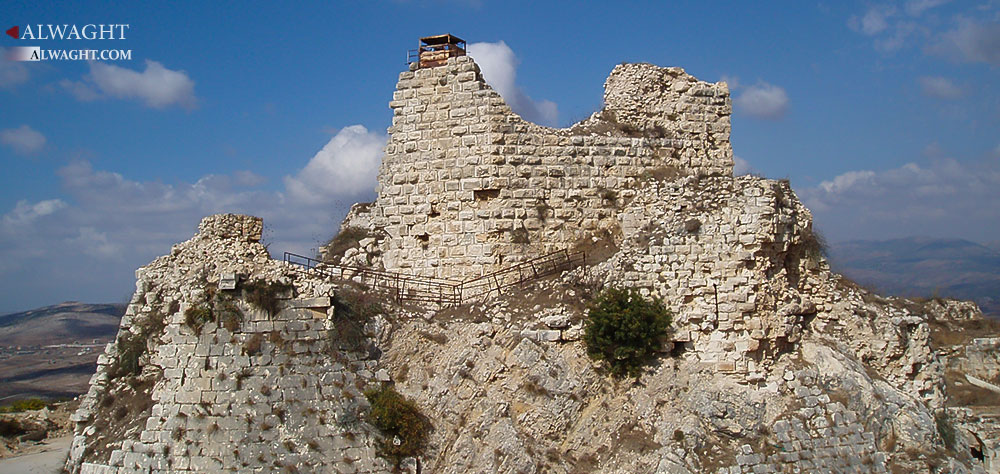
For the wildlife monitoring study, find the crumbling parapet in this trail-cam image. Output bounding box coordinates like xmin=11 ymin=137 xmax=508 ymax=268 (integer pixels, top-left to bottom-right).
xmin=196 ymin=213 xmax=262 ymax=242
xmin=371 ymin=55 xmax=734 ymax=281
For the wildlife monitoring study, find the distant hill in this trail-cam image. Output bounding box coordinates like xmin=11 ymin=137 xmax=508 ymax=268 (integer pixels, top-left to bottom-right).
xmin=0 ymin=302 xmax=125 ymax=402
xmin=0 ymin=302 xmax=125 ymax=347
xmin=827 ymin=237 xmax=1000 ymax=316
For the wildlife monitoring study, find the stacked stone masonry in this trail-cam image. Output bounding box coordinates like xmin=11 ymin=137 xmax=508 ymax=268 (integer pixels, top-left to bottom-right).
xmin=67 ymin=215 xmax=390 ymax=473
xmin=371 ymin=55 xmax=733 ymax=280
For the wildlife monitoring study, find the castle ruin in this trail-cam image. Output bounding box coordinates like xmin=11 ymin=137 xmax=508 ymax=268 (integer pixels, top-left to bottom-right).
xmin=63 ymin=36 xmax=1000 ymax=474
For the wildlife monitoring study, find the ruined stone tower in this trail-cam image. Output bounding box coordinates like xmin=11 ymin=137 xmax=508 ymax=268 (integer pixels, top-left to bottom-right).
xmin=365 ymin=53 xmax=734 ymax=280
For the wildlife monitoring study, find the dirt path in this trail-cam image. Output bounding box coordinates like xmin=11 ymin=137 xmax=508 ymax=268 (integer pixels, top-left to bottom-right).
xmin=0 ymin=435 xmax=71 ymax=473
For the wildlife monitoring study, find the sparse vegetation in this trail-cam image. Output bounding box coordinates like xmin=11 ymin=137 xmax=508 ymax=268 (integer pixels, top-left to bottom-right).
xmin=417 ymin=330 xmax=448 ymax=345
xmin=243 ymin=333 xmax=264 ymax=356
xmin=327 ymin=288 xmax=385 ymax=353
xmin=184 ymin=305 xmax=214 ymax=335
xmin=510 ymin=225 xmax=530 ymax=244
xmin=364 ymin=384 xmax=431 ymax=464
xmin=114 ymin=331 xmax=147 ymax=378
xmin=799 ymin=226 xmax=828 ymax=260
xmin=0 ymin=398 xmax=46 ymax=413
xmin=583 ymin=287 xmax=672 ymax=377
xmin=535 ymin=199 xmax=553 ymax=222
xmin=243 ymin=279 xmax=293 ymax=316
xmin=0 ymin=418 xmax=28 ymax=437
xmin=522 ymin=375 xmax=550 ymax=397
xmin=597 ymin=187 xmax=618 ymax=205
xmin=322 ymin=226 xmax=371 ymax=262
xmin=935 ymin=411 xmax=957 ymax=451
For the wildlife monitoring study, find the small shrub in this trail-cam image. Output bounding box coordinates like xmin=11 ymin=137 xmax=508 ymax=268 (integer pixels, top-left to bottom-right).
xmin=243 ymin=334 xmax=264 ymax=356
xmin=800 ymin=226 xmax=828 ymax=260
xmin=364 ymin=385 xmax=431 ymax=463
xmin=535 ymin=200 xmax=553 ymax=223
xmin=522 ymin=376 xmax=550 ymax=397
xmin=683 ymin=218 xmax=701 ymax=233
xmin=510 ymin=226 xmax=530 ymax=244
xmin=216 ymin=299 xmax=244 ymax=332
xmin=935 ymin=412 xmax=957 ymax=451
xmin=328 ymin=288 xmax=385 ymax=353
xmin=597 ymin=187 xmax=618 ymax=205
xmin=184 ymin=305 xmax=214 ymax=335
xmin=0 ymin=398 xmax=47 ymax=414
xmin=134 ymin=310 xmax=167 ymax=339
xmin=417 ymin=331 xmax=448 ymax=345
xmin=322 ymin=226 xmax=371 ymax=262
xmin=115 ymin=331 xmax=146 ymax=377
xmin=243 ymin=280 xmax=293 ymax=316
xmin=583 ymin=287 xmax=672 ymax=377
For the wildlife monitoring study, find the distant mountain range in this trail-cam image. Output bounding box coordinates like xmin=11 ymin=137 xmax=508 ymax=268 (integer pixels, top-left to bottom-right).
xmin=827 ymin=237 xmax=1000 ymax=317
xmin=0 ymin=302 xmax=125 ymax=402
xmin=0 ymin=301 xmax=125 ymax=347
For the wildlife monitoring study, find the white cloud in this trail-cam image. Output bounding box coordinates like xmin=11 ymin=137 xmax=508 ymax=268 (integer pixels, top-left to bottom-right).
xmin=818 ymin=170 xmax=876 ymax=194
xmin=906 ymin=0 xmax=951 ymax=16
xmin=0 ymin=125 xmax=46 ymax=154
xmin=0 ymin=125 xmax=383 ymax=310
xmin=59 ymin=78 xmax=101 ymax=101
xmin=931 ymin=19 xmax=1000 ymax=66
xmin=918 ymin=76 xmax=964 ymax=99
xmin=800 ymin=157 xmax=1000 ymax=242
xmin=69 ymin=227 xmax=120 ymax=259
xmin=284 ymin=125 xmax=386 ymax=204
xmin=734 ymin=82 xmax=789 ymax=120
xmin=733 ymin=155 xmax=753 ymax=176
xmin=854 ymin=7 xmax=893 ymax=35
xmin=875 ymin=21 xmax=917 ymax=52
xmin=62 ymin=60 xmax=198 ymax=109
xmin=467 ymin=41 xmax=559 ymax=127
xmin=0 ymin=47 xmax=30 ymax=88
xmin=1 ymin=199 xmax=66 ymax=228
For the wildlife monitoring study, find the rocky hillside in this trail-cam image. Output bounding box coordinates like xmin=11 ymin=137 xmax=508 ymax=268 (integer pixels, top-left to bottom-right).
xmin=0 ymin=302 xmax=124 ymax=347
xmin=0 ymin=302 xmax=124 ymax=402
xmin=828 ymin=238 xmax=1000 ymax=317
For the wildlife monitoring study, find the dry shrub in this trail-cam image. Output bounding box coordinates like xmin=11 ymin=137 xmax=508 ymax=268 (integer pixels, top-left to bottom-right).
xmin=364 ymin=385 xmax=431 ymax=464
xmin=323 ymin=227 xmax=371 ymax=262
xmin=243 ymin=280 xmax=293 ymax=316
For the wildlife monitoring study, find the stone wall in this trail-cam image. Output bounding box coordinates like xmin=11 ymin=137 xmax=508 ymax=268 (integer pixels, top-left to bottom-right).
xmin=368 ymin=55 xmax=733 ymax=280
xmin=610 ymin=175 xmax=818 ymax=375
xmin=67 ymin=215 xmax=390 ymax=474
xmin=79 ymin=304 xmax=385 ymax=474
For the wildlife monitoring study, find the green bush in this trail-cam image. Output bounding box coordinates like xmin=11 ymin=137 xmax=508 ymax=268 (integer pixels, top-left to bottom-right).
xmin=0 ymin=398 xmax=46 ymax=414
xmin=583 ymin=287 xmax=672 ymax=377
xmin=364 ymin=385 xmax=430 ymax=463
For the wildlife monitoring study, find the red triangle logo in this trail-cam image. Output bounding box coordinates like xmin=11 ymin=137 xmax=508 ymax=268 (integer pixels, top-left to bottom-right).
xmin=5 ymin=26 xmax=18 ymax=39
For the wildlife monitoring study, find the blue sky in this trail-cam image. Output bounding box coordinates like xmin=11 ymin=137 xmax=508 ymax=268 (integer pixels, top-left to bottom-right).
xmin=0 ymin=0 xmax=998 ymax=312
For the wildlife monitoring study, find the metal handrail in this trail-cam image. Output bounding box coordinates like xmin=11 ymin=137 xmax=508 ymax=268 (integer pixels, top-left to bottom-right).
xmin=284 ymin=253 xmax=462 ymax=305
xmin=283 ymin=248 xmax=587 ymax=306
xmin=459 ymin=250 xmax=587 ymax=301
